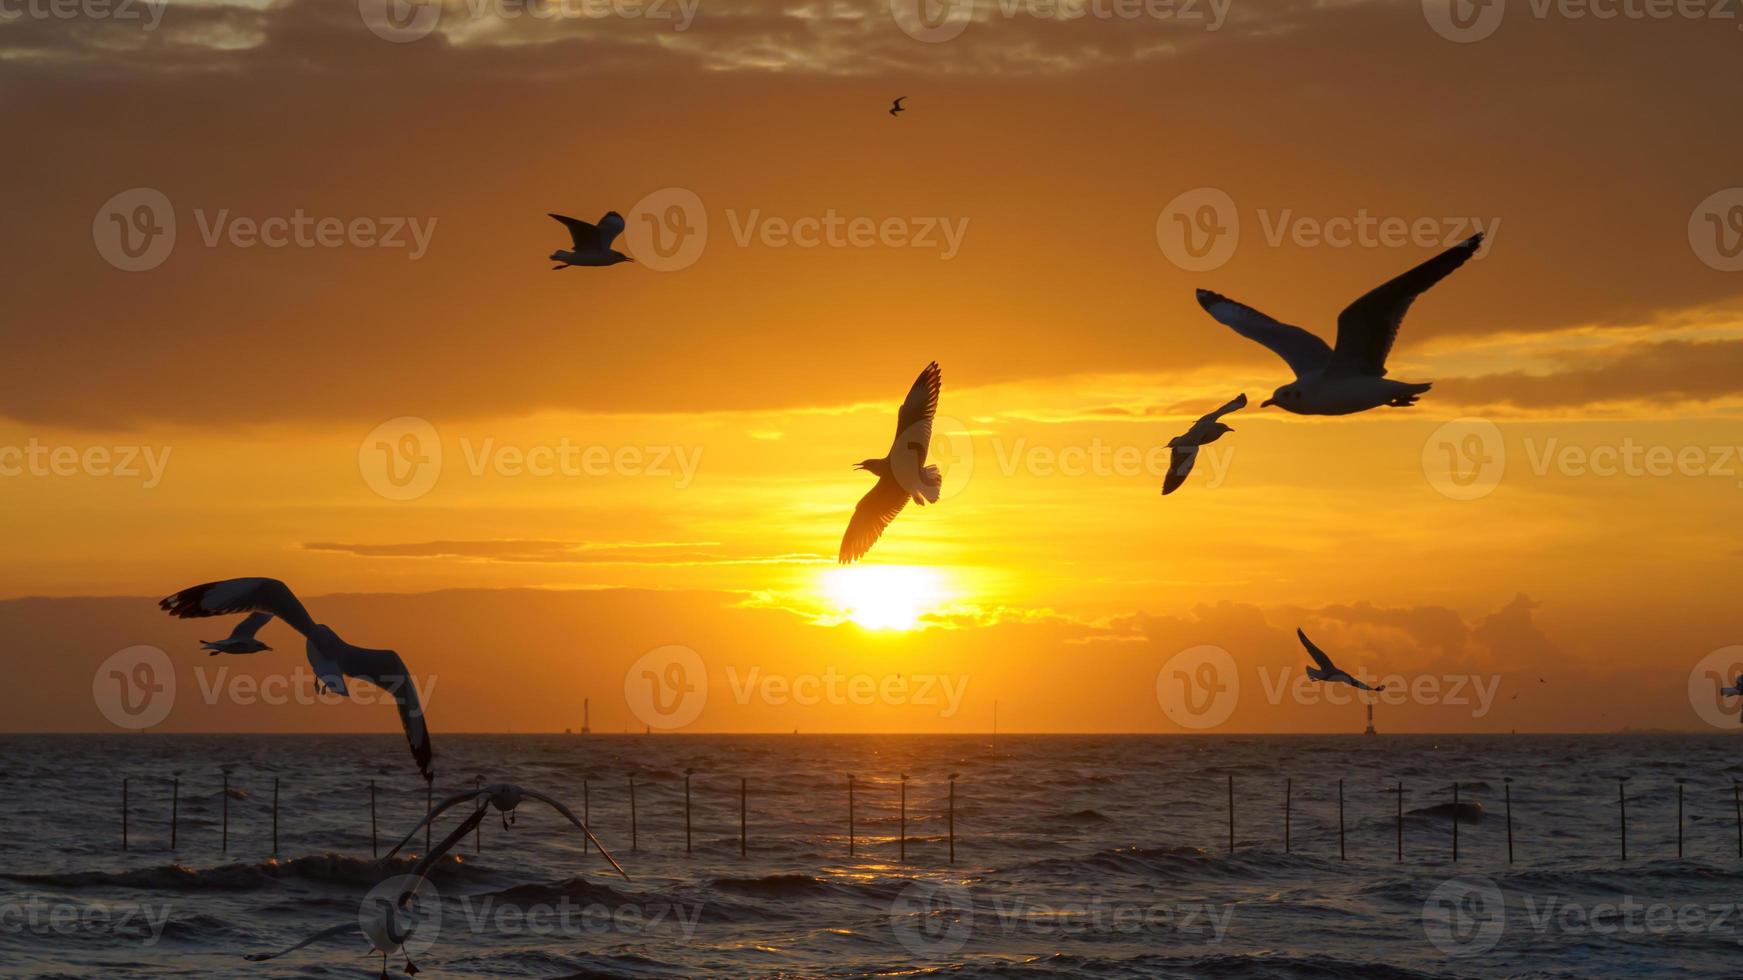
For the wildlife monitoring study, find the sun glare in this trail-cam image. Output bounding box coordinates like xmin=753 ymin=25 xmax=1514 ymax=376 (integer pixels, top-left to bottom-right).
xmin=822 ymin=565 xmax=946 ymax=631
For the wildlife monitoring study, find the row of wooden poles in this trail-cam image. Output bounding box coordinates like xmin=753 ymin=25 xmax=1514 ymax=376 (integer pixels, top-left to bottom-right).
xmin=1268 ymin=776 xmax=1734 ymax=863
xmin=116 ymin=773 xmax=1736 ymax=864
xmin=118 ymin=771 xmax=963 ymax=863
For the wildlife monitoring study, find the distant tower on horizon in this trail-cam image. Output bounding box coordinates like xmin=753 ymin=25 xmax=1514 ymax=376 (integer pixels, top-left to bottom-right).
xmin=580 ymin=698 xmax=591 ymax=735
xmin=1363 ymin=703 xmax=1376 ymax=736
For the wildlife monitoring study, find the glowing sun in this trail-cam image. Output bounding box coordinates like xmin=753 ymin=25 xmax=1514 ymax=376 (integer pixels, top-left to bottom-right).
xmin=822 ymin=565 xmax=946 ymax=631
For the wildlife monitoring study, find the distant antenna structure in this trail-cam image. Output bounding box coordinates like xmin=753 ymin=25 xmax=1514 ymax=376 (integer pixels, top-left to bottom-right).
xmin=1363 ymin=703 xmax=1376 ymax=736
xmin=581 ymin=698 xmax=592 ymax=735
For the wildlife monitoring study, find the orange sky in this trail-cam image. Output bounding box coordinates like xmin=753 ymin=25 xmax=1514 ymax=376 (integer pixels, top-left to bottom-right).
xmin=5 ymin=0 xmax=1743 ymax=736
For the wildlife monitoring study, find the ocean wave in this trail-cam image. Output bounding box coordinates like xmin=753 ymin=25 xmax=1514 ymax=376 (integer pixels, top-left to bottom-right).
xmin=0 ymin=853 xmax=473 ymax=891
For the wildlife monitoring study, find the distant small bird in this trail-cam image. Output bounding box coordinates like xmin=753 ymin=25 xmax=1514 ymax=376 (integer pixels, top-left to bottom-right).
xmin=1162 ymin=393 xmax=1245 ymax=495
xmin=840 ymin=362 xmax=943 ymax=564
xmin=889 ymin=96 xmax=907 ymax=117
xmin=384 ymin=782 xmax=630 ymax=880
xmin=200 ymin=611 xmax=273 ymax=655
xmin=159 ymin=578 xmax=432 ymax=779
xmin=548 ymin=211 xmax=631 ymax=269
xmin=1722 ymin=675 xmax=1743 ymax=720
xmin=1297 ymin=628 xmax=1386 ymax=692
xmin=1196 ymin=234 xmax=1485 ymax=415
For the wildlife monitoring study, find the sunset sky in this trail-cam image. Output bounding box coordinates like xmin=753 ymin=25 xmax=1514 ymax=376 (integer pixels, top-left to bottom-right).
xmin=5 ymin=0 xmax=1743 ymax=736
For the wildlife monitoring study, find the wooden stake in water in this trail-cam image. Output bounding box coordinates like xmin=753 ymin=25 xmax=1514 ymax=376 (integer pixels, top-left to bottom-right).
xmin=740 ymin=777 xmax=747 ymax=858
xmin=629 ymin=775 xmax=638 ymax=852
xmin=847 ymin=775 xmax=856 ymax=858
xmin=474 ymin=775 xmax=483 ymax=856
xmin=171 ymin=776 xmax=179 ymax=852
xmin=222 ymin=772 xmax=230 ymax=855
xmin=370 ymin=780 xmax=378 ymax=859
xmin=122 ymin=777 xmax=129 ymax=853
xmin=1337 ymin=779 xmax=1345 ymax=862
xmin=947 ymin=774 xmax=958 ymax=864
xmin=1226 ymin=775 xmax=1234 ymax=854
xmin=1394 ymin=782 xmax=1403 ymax=863
xmin=1504 ymin=777 xmax=1514 ymax=865
xmin=272 ymin=777 xmax=280 ymax=857
xmin=425 ymin=778 xmax=433 ymax=854
xmin=1284 ymin=779 xmax=1291 ymax=854
xmin=1677 ymin=778 xmax=1686 ymax=859
xmin=582 ymin=779 xmax=590 ymax=855
xmin=900 ymin=774 xmax=909 ymax=863
xmin=1452 ymin=783 xmax=1460 ymax=862
xmin=1618 ymin=776 xmax=1630 ymax=862
xmin=1734 ymin=782 xmax=1741 ymax=859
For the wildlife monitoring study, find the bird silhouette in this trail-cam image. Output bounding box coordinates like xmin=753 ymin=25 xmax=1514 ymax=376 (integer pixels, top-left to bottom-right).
xmin=889 ymin=97 xmax=907 ymax=117
xmin=548 ymin=211 xmax=631 ymax=269
xmin=1163 ymin=393 xmax=1245 ymax=495
xmin=1196 ymin=234 xmax=1484 ymax=415
xmin=839 ymin=362 xmax=942 ymax=563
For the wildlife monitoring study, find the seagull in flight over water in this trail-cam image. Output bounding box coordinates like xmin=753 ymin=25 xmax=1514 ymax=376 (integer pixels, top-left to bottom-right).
xmin=548 ymin=211 xmax=631 ymax=269
xmin=1297 ymin=628 xmax=1386 ymax=692
xmin=1163 ymin=393 xmax=1245 ymax=495
xmin=384 ymin=782 xmax=630 ymax=881
xmin=1196 ymin=234 xmax=1485 ymax=415
xmin=890 ymin=96 xmax=907 ymax=116
xmin=159 ymin=577 xmax=433 ymax=780
xmin=840 ymin=362 xmax=942 ymax=564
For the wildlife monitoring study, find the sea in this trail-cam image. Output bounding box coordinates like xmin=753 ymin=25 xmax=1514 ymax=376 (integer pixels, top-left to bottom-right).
xmin=1 ymin=733 xmax=1740 ymax=978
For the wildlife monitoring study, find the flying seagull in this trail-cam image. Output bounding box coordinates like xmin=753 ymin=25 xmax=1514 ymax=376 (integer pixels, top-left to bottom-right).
xmin=383 ymin=782 xmax=630 ymax=881
xmin=159 ymin=578 xmax=432 ymax=780
xmin=548 ymin=211 xmax=631 ymax=269
xmin=201 ymin=612 xmax=274 ymax=655
xmin=1163 ymin=393 xmax=1245 ymax=495
xmin=890 ymin=96 xmax=907 ymax=117
xmin=1297 ymin=628 xmax=1386 ymax=692
xmin=840 ymin=362 xmax=942 ymax=564
xmin=1196 ymin=234 xmax=1485 ymax=415
xmin=245 ymin=805 xmax=482 ymax=976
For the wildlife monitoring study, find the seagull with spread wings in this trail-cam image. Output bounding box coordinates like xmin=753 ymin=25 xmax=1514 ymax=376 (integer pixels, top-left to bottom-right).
xmin=383 ymin=782 xmax=630 ymax=881
xmin=1297 ymin=628 xmax=1387 ymax=692
xmin=1162 ymin=393 xmax=1245 ymax=495
xmin=840 ymin=362 xmax=943 ymax=564
xmin=547 ymin=211 xmax=631 ymax=269
xmin=159 ymin=578 xmax=433 ymax=780
xmin=1196 ymin=234 xmax=1485 ymax=415
xmin=889 ymin=96 xmax=907 ymax=116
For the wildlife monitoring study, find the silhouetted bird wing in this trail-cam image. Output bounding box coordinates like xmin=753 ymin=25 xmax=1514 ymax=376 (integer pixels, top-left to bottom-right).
xmin=1162 ymin=445 xmax=1198 ymax=495
xmin=333 ymin=643 xmax=432 ymax=780
xmin=549 ymin=213 xmax=602 ymax=250
xmin=159 ymin=578 xmax=318 ymax=636
xmin=840 ymin=475 xmax=910 ymax=563
xmin=522 ymin=788 xmax=631 ymax=880
xmin=888 ymin=361 xmax=941 ymax=462
xmin=383 ymin=788 xmax=490 ymax=859
xmin=1328 ymin=233 xmax=1483 ymax=378
xmin=223 ymin=611 xmax=274 ymax=642
xmin=594 ymin=211 xmax=626 ymax=248
xmin=243 ymin=923 xmax=358 ymax=962
xmin=1196 ymin=290 xmax=1332 ymax=379
xmin=1297 ymin=628 xmax=1337 ymax=672
xmin=1201 ymin=391 xmax=1247 ymax=424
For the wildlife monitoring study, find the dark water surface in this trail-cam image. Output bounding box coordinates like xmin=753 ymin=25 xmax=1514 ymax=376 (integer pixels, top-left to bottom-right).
xmin=2 ymin=733 xmax=1739 ymax=978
